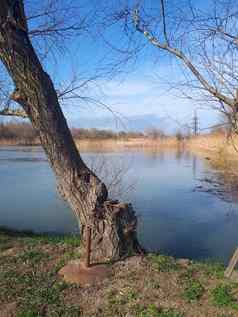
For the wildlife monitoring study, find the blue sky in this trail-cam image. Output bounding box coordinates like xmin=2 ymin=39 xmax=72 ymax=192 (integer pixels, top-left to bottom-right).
xmin=27 ymin=0 xmax=221 ymax=133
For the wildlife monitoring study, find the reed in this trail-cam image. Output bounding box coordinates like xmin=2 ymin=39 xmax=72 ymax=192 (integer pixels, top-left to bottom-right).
xmin=187 ymin=134 xmax=238 ymax=160
xmin=75 ymin=137 xmax=181 ymax=152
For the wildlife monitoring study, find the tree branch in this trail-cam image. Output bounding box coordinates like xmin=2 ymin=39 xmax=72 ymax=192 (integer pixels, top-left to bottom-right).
xmin=208 ymin=27 xmax=238 ymax=44
xmin=0 ymin=107 xmax=27 ymax=118
xmin=160 ymin=0 xmax=169 ymax=45
xmin=133 ymin=9 xmax=235 ymax=109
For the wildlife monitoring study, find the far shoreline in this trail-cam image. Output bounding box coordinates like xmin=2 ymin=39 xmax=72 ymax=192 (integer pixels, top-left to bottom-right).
xmin=1 ymin=133 xmax=238 ymax=166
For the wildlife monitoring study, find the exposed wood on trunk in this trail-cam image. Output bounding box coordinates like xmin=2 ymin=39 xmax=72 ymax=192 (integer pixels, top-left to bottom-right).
xmin=0 ymin=0 xmax=142 ymax=263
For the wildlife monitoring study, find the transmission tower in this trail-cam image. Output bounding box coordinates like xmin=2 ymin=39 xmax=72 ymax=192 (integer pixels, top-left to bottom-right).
xmin=192 ymin=111 xmax=199 ymax=135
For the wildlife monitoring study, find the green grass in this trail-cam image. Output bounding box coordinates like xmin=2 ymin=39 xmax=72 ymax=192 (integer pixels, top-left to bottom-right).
xmin=104 ymin=287 xmax=139 ymax=316
xmin=1 ymin=229 xmax=238 ymax=317
xmin=137 ymin=304 xmax=184 ymax=317
xmin=107 ymin=287 xmax=138 ymax=306
xmin=0 ymin=232 xmax=13 ymax=252
xmin=182 ymin=278 xmax=204 ymax=302
xmin=0 ymin=229 xmax=82 ymax=316
xmin=149 ymin=280 xmax=161 ymax=289
xmin=15 ymin=270 xmax=81 ymax=316
xmin=0 ymin=228 xmax=80 ymax=248
xmin=211 ymin=284 xmax=238 ymax=310
xmin=16 ymin=305 xmax=82 ymax=317
xmin=191 ymin=259 xmax=225 ymax=278
xmin=179 ymin=266 xmax=205 ymax=302
xmin=0 ymin=233 xmax=10 ymax=243
xmin=21 ymin=234 xmax=81 ymax=247
xmin=148 ymin=254 xmax=178 ymax=272
xmin=18 ymin=249 xmax=49 ymax=265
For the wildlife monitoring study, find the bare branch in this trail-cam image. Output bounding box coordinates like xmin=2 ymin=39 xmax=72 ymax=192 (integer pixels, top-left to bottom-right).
xmin=209 ymin=27 xmax=238 ymax=43
xmin=0 ymin=107 xmax=27 ymax=118
xmin=160 ymin=0 xmax=169 ymax=45
xmin=133 ymin=8 xmax=235 ymax=109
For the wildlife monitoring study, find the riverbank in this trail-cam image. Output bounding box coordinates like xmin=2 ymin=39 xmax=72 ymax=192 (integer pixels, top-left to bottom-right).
xmin=0 ymin=133 xmax=236 ymax=155
xmin=187 ymin=134 xmax=238 ymax=160
xmin=0 ymin=139 xmax=41 ymax=146
xmin=1 ymin=230 xmax=238 ymax=317
xmin=2 ymin=133 xmax=238 ymax=176
xmin=75 ymin=134 xmax=238 ymax=159
xmin=0 ymin=136 xmax=179 ymax=149
xmin=75 ymin=137 xmax=180 ymax=151
xmin=188 ymin=135 xmax=238 ymax=191
xmin=0 ymin=134 xmax=235 ymax=155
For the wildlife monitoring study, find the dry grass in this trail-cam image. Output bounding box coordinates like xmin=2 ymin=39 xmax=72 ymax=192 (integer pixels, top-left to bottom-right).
xmin=2 ymin=132 xmax=238 ymax=163
xmin=75 ymin=134 xmax=238 ymax=166
xmin=187 ymin=134 xmax=238 ymax=177
xmin=187 ymin=134 xmax=238 ymax=202
xmin=187 ymin=134 xmax=238 ymax=158
xmin=75 ymin=137 xmax=181 ymax=152
xmin=0 ymin=136 xmax=180 ymax=150
xmin=75 ymin=134 xmax=238 ymax=160
xmin=0 ymin=138 xmax=40 ymax=146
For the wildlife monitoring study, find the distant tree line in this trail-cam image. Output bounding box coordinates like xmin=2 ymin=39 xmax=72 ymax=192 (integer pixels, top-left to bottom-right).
xmin=71 ymin=127 xmax=146 ymax=140
xmin=0 ymin=122 xmax=203 ymax=144
xmin=0 ymin=122 xmax=38 ymax=144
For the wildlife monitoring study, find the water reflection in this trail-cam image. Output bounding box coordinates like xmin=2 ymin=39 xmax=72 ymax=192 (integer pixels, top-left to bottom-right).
xmin=194 ymin=154 xmax=238 ymax=204
xmin=192 ymin=156 xmax=197 ymax=178
xmin=0 ymin=146 xmax=238 ymax=263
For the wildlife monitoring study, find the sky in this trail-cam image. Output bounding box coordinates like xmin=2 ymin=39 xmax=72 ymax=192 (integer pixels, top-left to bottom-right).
xmin=6 ymin=0 xmax=223 ymax=133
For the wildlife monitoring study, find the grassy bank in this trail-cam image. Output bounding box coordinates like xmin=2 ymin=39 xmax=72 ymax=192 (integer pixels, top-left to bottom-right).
xmin=1 ymin=230 xmax=238 ymax=317
xmin=187 ymin=134 xmax=238 ymax=159
xmin=1 ymin=133 xmax=234 ymax=157
xmin=0 ymin=136 xmax=180 ymax=149
xmin=188 ymin=134 xmax=238 ymax=189
xmin=0 ymin=139 xmax=41 ymax=146
xmin=74 ymin=137 xmax=181 ymax=153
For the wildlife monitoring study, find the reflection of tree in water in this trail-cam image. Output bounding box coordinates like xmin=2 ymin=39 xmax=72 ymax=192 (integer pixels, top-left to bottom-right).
xmin=175 ymin=149 xmax=183 ymax=161
xmin=142 ymin=148 xmax=166 ymax=163
xmin=142 ymin=147 xmax=189 ymax=164
xmin=192 ymin=155 xmax=197 ymax=178
xmin=184 ymin=150 xmax=192 ymax=161
xmin=194 ymin=156 xmax=238 ymax=204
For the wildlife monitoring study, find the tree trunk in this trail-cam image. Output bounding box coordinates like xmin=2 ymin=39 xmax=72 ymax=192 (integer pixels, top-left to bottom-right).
xmin=0 ymin=0 xmax=142 ymax=263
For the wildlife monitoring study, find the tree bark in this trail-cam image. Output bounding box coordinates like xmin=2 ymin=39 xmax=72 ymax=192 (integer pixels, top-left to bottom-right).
xmin=0 ymin=0 xmax=142 ymax=263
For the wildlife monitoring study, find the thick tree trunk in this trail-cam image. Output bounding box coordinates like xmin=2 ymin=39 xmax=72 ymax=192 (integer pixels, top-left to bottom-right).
xmin=0 ymin=0 xmax=142 ymax=263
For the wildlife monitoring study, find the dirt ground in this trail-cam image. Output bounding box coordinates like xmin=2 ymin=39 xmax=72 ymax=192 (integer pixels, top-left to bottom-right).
xmin=0 ymin=230 xmax=238 ymax=317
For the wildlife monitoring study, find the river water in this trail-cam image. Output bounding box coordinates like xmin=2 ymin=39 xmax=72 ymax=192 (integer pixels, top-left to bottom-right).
xmin=1 ymin=146 xmax=238 ymax=263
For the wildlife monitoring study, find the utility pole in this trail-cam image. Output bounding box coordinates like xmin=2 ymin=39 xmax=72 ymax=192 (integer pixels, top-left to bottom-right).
xmin=192 ymin=111 xmax=199 ymax=136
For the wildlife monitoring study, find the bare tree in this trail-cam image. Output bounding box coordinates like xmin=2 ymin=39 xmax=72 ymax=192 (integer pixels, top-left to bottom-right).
xmin=146 ymin=127 xmax=165 ymax=140
xmin=99 ymin=0 xmax=238 ymax=133
xmin=133 ymin=0 xmax=238 ymax=132
xmin=0 ymin=0 xmax=141 ymax=263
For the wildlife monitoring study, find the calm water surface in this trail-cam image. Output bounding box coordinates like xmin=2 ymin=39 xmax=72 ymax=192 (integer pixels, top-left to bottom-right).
xmin=1 ymin=146 xmax=238 ymax=263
